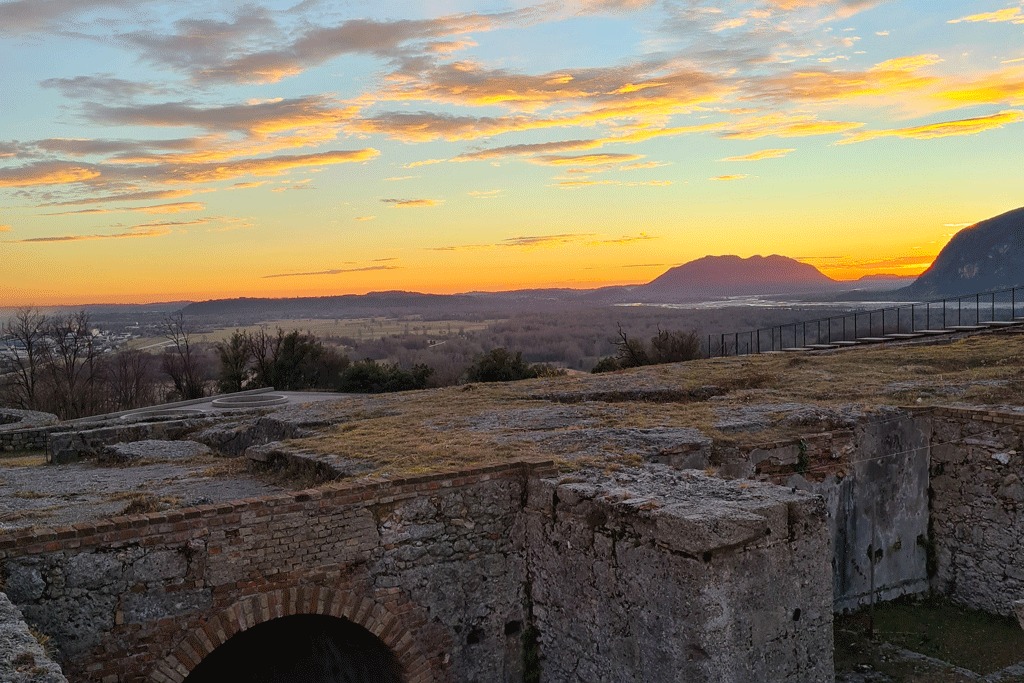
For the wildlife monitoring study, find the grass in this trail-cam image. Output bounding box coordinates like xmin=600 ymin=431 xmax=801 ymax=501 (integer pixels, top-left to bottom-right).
xmin=836 ymin=595 xmax=1024 ymax=678
xmin=277 ymin=330 xmax=1024 ymax=482
xmin=0 ymin=452 xmax=47 ymax=468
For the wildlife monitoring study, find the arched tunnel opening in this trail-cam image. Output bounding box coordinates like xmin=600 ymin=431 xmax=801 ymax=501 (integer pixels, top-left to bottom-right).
xmin=183 ymin=614 xmax=404 ymax=683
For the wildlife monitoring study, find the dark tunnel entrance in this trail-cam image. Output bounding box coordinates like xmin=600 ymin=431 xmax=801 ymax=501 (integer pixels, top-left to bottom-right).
xmin=183 ymin=614 xmax=404 ymax=683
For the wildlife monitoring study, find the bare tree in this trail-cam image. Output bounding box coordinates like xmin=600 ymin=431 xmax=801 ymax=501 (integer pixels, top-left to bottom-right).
xmin=0 ymin=308 xmax=47 ymax=410
xmin=161 ymin=313 xmax=206 ymax=400
xmin=105 ymin=349 xmax=156 ymax=410
xmin=42 ymin=311 xmax=100 ymax=418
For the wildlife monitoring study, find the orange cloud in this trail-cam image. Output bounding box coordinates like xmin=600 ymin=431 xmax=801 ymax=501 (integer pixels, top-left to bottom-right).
xmin=754 ymin=56 xmax=939 ymax=102
xmin=161 ymin=149 xmax=379 ymax=183
xmin=403 ymin=158 xmax=446 ymax=168
xmin=721 ymin=113 xmax=864 ymax=139
xmin=0 ymin=224 xmax=11 ymax=232
xmin=263 ymin=265 xmax=399 ymax=279
xmin=948 ymin=7 xmax=1024 ymax=24
xmin=712 ymin=174 xmax=749 ymax=181
xmin=381 ymin=198 xmax=441 ymax=208
xmin=0 ymin=162 xmax=100 ymax=187
xmin=838 ymin=109 xmax=1024 ymax=144
xmin=41 ymin=188 xmax=195 ymax=206
xmin=9 ymin=227 xmax=171 ymax=243
xmin=936 ymin=66 xmax=1024 ymax=107
xmin=43 ymin=202 xmax=205 ymax=216
xmin=720 ymin=148 xmax=795 ymax=161
xmin=531 ymin=153 xmax=644 ymax=166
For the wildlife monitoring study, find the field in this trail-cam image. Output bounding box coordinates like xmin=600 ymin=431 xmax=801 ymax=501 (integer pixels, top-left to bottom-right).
xmin=126 ymin=317 xmax=503 ymax=350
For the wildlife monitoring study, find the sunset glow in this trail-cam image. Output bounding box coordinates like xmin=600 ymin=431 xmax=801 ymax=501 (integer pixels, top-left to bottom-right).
xmin=1 ymin=0 xmax=1022 ymax=305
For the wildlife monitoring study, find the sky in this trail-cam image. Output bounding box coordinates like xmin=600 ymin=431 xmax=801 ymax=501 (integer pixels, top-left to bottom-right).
xmin=1 ymin=0 xmax=1022 ymax=306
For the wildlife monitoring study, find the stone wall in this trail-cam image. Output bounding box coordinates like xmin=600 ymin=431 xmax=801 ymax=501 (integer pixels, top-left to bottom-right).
xmin=0 ymin=409 xmax=61 ymax=453
xmin=929 ymin=406 xmax=1024 ymax=616
xmin=524 ymin=467 xmax=834 ymax=683
xmin=0 ymin=591 xmax=66 ymax=683
xmin=0 ymin=461 xmax=837 ymax=683
xmin=0 ymin=461 xmax=548 ymax=682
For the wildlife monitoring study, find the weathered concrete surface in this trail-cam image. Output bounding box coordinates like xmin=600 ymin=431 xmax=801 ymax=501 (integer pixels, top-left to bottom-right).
xmin=824 ymin=411 xmax=931 ymax=611
xmin=0 ymin=591 xmax=66 ymax=683
xmin=929 ymin=407 xmax=1024 ymax=617
xmin=525 ymin=466 xmax=834 ymax=683
xmin=98 ymin=439 xmax=211 ymax=464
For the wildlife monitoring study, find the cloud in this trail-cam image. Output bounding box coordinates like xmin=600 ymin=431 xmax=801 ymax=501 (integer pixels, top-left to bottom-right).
xmin=0 ymin=162 xmax=101 ymax=187
xmin=262 ymin=265 xmax=399 ymax=279
xmin=501 ymin=233 xmax=596 ymax=247
xmin=381 ymin=198 xmax=441 ymax=208
xmin=948 ymin=7 xmax=1024 ymax=25
xmin=720 ymin=148 xmax=795 ymax=161
xmin=764 ymin=0 xmax=885 ymax=17
xmin=838 ymin=110 xmax=1024 ymax=144
xmin=721 ymin=113 xmax=864 ymax=139
xmin=711 ymin=174 xmax=750 ymax=181
xmin=151 ymin=12 xmax=507 ymax=85
xmin=0 ymin=224 xmax=11 ymax=232
xmin=752 ymin=54 xmax=940 ymax=103
xmin=40 ymin=188 xmax=195 ymax=206
xmin=149 ymin=149 xmax=380 ymax=183
xmin=44 ymin=201 xmax=205 ymax=216
xmin=385 ymin=175 xmax=417 ymax=181
xmin=8 ymin=226 xmax=171 ymax=243
xmin=86 ymin=95 xmax=356 ymax=137
xmin=0 ymin=0 xmax=148 ymax=35
xmin=468 ymin=189 xmax=501 ymax=198
xmin=594 ymin=232 xmax=657 ymax=244
xmin=531 ymin=153 xmax=644 ymax=166
xmin=454 ymin=139 xmax=603 ymax=161
xmin=38 ymin=75 xmax=160 ymax=100
xmin=355 ymin=216 xmax=376 ymax=222
xmin=403 ymin=158 xmax=446 ymax=168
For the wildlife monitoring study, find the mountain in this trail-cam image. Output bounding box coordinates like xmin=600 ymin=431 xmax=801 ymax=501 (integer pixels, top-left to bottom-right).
xmin=639 ymin=254 xmax=835 ymax=300
xmin=900 ymin=207 xmax=1024 ymax=298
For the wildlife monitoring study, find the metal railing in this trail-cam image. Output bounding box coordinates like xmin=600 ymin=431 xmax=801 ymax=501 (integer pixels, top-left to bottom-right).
xmin=703 ymin=286 xmax=1023 ymax=357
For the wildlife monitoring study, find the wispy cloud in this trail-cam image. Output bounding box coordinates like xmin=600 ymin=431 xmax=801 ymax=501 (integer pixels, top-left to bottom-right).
xmin=720 ymin=148 xmax=795 ymax=161
xmin=948 ymin=7 xmax=1024 ymax=25
xmin=8 ymin=226 xmax=171 ymax=243
xmin=43 ymin=201 xmax=205 ymax=216
xmin=403 ymin=158 xmax=446 ymax=168
xmin=468 ymin=189 xmax=502 ymax=198
xmin=0 ymin=224 xmax=11 ymax=232
xmin=711 ymin=174 xmax=750 ymax=181
xmin=838 ymin=110 xmax=1024 ymax=144
xmin=262 ymin=265 xmax=399 ymax=279
xmin=0 ymin=162 xmax=100 ymax=187
xmin=381 ymin=198 xmax=441 ymax=208
xmin=355 ymin=215 xmax=376 ymax=222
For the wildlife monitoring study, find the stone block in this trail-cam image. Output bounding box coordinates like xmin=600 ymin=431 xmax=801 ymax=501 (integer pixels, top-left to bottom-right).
xmin=1014 ymin=600 xmax=1024 ymax=630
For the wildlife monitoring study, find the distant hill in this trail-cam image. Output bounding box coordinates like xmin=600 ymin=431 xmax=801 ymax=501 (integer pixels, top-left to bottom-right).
xmin=900 ymin=207 xmax=1024 ymax=298
xmin=639 ymin=254 xmax=835 ymax=300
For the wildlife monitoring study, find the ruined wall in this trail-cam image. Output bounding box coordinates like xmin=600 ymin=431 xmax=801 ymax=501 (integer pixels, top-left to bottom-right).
xmin=0 ymin=462 xmax=547 ymax=682
xmin=929 ymin=407 xmax=1024 ymax=616
xmin=524 ymin=467 xmax=835 ymax=683
xmin=0 ymin=409 xmax=62 ymax=453
xmin=705 ymin=410 xmax=932 ymax=612
xmin=0 ymin=591 xmax=66 ymax=683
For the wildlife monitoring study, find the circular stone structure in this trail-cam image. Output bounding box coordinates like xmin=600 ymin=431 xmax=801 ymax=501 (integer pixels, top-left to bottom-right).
xmin=121 ymin=408 xmax=208 ymax=421
xmin=0 ymin=408 xmax=60 ymax=431
xmin=210 ymin=394 xmax=288 ymax=409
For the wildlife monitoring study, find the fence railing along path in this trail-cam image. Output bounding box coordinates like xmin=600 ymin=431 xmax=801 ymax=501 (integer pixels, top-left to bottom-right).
xmin=703 ymin=286 xmax=1024 ymax=358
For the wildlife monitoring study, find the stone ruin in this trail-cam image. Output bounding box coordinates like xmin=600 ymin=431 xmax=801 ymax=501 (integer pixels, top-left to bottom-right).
xmin=0 ymin=390 xmax=1022 ymax=681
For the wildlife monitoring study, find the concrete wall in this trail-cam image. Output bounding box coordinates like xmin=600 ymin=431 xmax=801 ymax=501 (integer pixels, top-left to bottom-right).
xmin=524 ymin=467 xmax=834 ymax=683
xmin=929 ymin=407 xmax=1024 ymax=616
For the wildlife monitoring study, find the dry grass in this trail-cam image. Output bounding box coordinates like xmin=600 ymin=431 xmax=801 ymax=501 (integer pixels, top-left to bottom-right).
xmin=0 ymin=453 xmax=47 ymax=468
xmin=111 ymin=492 xmax=183 ymax=515
xmin=286 ymin=330 xmax=1024 ymax=480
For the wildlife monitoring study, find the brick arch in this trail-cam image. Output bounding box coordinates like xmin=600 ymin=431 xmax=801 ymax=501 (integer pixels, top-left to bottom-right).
xmin=150 ymin=586 xmax=433 ymax=683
